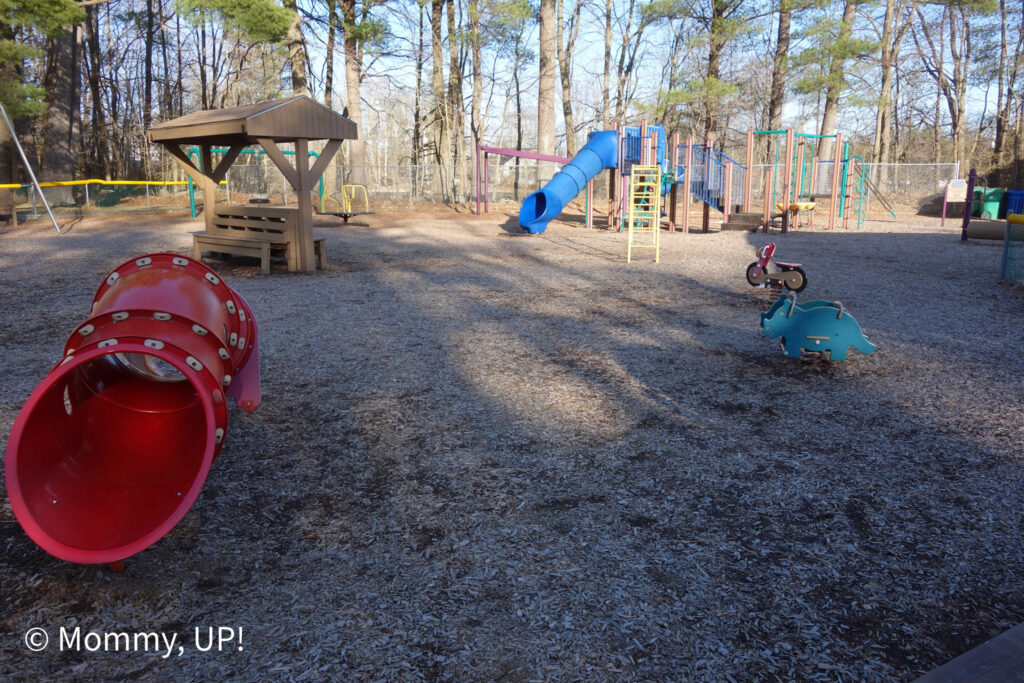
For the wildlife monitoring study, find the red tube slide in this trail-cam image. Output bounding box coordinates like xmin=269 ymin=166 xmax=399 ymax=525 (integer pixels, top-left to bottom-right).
xmin=5 ymin=253 xmax=260 ymax=566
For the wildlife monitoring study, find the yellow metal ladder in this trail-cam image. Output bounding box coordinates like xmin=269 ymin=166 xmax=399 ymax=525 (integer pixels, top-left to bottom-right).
xmin=627 ymin=165 xmax=662 ymax=263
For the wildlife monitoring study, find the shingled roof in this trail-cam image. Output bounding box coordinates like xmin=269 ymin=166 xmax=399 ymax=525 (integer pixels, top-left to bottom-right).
xmin=148 ymin=96 xmax=357 ymax=145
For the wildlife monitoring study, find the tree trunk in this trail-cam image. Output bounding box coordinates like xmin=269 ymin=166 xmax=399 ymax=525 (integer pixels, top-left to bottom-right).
xmin=321 ymin=0 xmax=338 ymax=206
xmin=765 ymin=0 xmax=791 ymax=163
xmin=602 ymin=0 xmax=612 ymax=130
xmin=341 ymin=0 xmax=366 ymax=185
xmin=447 ymin=0 xmax=466 ymax=198
xmin=84 ymin=4 xmax=110 ymax=180
xmin=283 ymin=0 xmax=309 ymax=95
xmin=175 ymin=13 xmax=184 ymax=116
xmin=703 ymin=0 xmax=729 ymax=138
xmin=818 ymin=0 xmax=857 ymax=160
xmin=469 ymin=0 xmax=482 ymax=156
xmin=538 ymin=0 xmax=556 ymax=158
xmin=142 ymin=0 xmax=155 ymax=180
xmin=198 ymin=15 xmax=210 ymax=109
xmin=991 ymin=0 xmax=1023 ymax=182
xmin=42 ymin=26 xmax=82 ymax=205
xmin=144 ymin=0 xmax=154 ymax=129
xmin=413 ymin=0 xmax=425 ymax=196
xmin=614 ymin=0 xmax=637 ymax=125
xmin=514 ymin=34 xmax=524 ymax=200
xmin=159 ymin=0 xmax=172 ymax=118
xmin=325 ymin=0 xmax=337 ymax=107
xmin=430 ymin=0 xmax=452 ymax=200
xmin=872 ymin=0 xmax=911 ymax=183
xmin=556 ymin=0 xmax=582 ymax=155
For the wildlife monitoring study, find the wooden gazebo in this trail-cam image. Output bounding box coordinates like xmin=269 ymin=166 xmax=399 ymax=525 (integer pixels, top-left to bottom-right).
xmin=150 ymin=96 xmax=357 ymax=273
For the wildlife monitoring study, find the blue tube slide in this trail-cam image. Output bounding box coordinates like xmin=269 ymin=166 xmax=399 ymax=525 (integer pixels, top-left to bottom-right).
xmin=518 ymin=130 xmax=619 ymax=234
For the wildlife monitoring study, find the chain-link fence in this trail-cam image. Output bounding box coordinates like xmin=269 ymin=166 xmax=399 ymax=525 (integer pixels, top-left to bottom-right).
xmin=1002 ymin=222 xmax=1024 ymax=286
xmin=7 ymin=160 xmax=964 ymax=220
xmin=734 ymin=161 xmax=960 ymax=215
xmin=9 ymin=182 xmax=194 ymax=217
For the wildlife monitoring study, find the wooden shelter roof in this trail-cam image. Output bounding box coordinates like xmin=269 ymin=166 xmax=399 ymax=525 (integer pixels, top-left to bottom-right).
xmin=148 ymin=96 xmax=357 ymax=146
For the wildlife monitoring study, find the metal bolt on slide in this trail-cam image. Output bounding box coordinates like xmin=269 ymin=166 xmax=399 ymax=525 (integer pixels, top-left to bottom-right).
xmin=5 ymin=253 xmax=261 ymax=568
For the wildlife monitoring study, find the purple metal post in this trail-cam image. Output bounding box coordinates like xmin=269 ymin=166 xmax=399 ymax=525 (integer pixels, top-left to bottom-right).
xmin=960 ymin=168 xmax=977 ymax=241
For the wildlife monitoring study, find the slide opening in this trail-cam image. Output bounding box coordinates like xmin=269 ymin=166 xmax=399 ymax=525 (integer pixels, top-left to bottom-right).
xmin=9 ymin=351 xmax=214 ymax=561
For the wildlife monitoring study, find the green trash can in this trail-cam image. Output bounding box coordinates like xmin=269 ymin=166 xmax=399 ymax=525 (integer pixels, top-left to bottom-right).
xmin=979 ymin=188 xmax=1005 ymax=219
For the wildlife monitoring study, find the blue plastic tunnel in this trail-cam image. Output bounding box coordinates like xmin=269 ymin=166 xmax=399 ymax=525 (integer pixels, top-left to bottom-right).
xmin=518 ymin=130 xmax=619 ymax=234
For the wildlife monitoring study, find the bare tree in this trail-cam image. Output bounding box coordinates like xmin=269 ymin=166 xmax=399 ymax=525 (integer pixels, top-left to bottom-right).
xmin=556 ymin=0 xmax=583 ymax=154
xmin=537 ymin=0 xmax=556 ymax=156
xmin=913 ymin=2 xmax=973 ymax=164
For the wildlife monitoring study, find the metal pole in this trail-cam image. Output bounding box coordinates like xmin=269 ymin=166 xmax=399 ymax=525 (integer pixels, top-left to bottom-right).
xmin=475 ymin=145 xmax=481 ymax=215
xmin=781 ymin=130 xmax=794 ymax=234
xmin=828 ymin=133 xmax=842 ymax=230
xmin=0 ymin=102 xmax=61 ymax=233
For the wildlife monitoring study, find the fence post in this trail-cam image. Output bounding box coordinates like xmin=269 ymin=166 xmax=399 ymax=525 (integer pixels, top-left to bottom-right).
xmin=84 ymin=183 xmax=90 ymax=208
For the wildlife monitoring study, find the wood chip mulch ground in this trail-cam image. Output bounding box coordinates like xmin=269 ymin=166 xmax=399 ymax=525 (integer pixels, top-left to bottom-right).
xmin=1 ymin=208 xmax=1023 ymax=681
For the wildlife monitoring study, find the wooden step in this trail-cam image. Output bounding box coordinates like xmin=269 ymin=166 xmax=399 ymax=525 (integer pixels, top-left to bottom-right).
xmin=720 ymin=221 xmax=760 ymax=232
xmin=724 ymin=213 xmax=762 ymax=225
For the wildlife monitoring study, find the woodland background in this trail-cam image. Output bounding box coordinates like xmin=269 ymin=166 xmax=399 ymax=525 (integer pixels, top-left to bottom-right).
xmin=1 ymin=0 xmax=1023 ymax=197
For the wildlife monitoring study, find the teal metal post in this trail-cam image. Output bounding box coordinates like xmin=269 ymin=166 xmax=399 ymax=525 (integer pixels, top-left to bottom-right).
xmin=187 ymin=150 xmax=201 ymax=218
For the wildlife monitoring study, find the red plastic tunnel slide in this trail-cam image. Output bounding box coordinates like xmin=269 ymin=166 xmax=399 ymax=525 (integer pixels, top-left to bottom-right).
xmin=5 ymin=253 xmax=260 ymax=565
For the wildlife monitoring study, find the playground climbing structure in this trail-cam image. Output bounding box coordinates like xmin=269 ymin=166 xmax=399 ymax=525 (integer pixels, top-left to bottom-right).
xmin=473 ymin=119 xmax=883 ymax=236
xmin=626 ymin=165 xmax=662 ymax=263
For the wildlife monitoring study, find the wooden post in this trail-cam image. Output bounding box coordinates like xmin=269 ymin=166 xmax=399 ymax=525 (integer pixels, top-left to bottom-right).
xmin=828 ymin=133 xmax=841 ymax=230
xmin=294 ymin=138 xmax=316 ymax=273
xmin=200 ymin=144 xmax=215 ymax=233
xmin=744 ymin=129 xmax=753 ymax=213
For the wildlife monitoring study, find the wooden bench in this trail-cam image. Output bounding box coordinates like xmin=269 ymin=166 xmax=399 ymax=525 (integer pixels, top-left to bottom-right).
xmin=192 ymin=205 xmax=326 ymax=273
xmin=0 ymin=188 xmax=18 ymax=229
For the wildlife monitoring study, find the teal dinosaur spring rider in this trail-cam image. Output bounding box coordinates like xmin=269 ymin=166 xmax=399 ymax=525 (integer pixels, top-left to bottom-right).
xmin=760 ymin=292 xmax=876 ymax=361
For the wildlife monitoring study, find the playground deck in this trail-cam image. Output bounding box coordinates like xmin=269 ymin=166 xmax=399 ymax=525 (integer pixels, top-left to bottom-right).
xmin=1 ymin=209 xmax=1023 ymax=680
